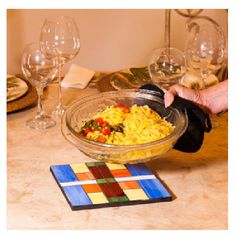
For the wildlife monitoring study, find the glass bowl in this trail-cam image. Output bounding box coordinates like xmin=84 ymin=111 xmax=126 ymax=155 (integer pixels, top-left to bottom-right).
xmin=61 ymin=89 xmax=188 ymax=164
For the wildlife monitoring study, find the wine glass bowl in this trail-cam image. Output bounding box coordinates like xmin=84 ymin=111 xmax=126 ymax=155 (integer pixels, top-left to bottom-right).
xmin=148 ymin=47 xmax=186 ymax=90
xmin=21 ymin=43 xmax=57 ymax=129
xmin=40 ymin=16 xmax=80 ymax=117
xmin=185 ymin=18 xmax=225 ymax=87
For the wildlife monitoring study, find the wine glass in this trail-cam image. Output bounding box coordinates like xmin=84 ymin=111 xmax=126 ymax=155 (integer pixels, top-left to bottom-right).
xmin=148 ymin=47 xmax=186 ymax=91
xmin=21 ymin=43 xmax=57 ymax=129
xmin=40 ymin=16 xmax=80 ymax=117
xmin=185 ymin=18 xmax=225 ymax=88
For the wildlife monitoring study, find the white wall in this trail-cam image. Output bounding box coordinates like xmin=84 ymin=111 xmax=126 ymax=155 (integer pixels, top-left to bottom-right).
xmin=7 ymin=9 xmax=228 ymax=74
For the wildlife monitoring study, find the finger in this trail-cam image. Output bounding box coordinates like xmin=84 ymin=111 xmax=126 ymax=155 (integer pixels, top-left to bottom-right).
xmin=164 ymin=90 xmax=175 ymax=107
xmin=168 ymin=85 xmax=198 ymax=102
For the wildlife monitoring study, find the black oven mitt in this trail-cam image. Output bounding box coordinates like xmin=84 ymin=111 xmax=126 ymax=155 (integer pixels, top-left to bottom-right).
xmin=140 ymin=84 xmax=212 ymax=153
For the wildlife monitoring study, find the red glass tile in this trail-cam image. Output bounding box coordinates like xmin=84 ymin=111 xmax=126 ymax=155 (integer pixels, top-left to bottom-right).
xmin=109 ymin=182 xmax=126 ymax=197
xmin=111 ymin=169 xmax=132 ymax=178
xmin=99 ymin=183 xmax=115 ymax=198
xmin=76 ymin=172 xmax=95 ymax=181
xmin=88 ymin=166 xmax=103 ymax=179
xmin=98 ymin=165 xmax=114 ymax=178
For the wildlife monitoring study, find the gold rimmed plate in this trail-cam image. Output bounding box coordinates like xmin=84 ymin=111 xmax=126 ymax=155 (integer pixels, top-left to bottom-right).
xmin=7 ymin=75 xmax=37 ymax=113
xmin=7 ymin=75 xmax=29 ymax=102
xmin=96 ymin=67 xmax=152 ymax=92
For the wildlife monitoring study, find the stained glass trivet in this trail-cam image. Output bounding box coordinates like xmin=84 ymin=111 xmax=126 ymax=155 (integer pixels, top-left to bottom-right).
xmin=50 ymin=162 xmax=172 ymax=210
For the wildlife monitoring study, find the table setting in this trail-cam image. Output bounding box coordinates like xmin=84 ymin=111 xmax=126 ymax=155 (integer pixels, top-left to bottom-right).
xmin=7 ymin=10 xmax=228 ymax=229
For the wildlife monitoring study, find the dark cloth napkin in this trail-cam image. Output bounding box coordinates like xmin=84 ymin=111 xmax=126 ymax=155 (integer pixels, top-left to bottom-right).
xmin=140 ymin=84 xmax=212 ymax=153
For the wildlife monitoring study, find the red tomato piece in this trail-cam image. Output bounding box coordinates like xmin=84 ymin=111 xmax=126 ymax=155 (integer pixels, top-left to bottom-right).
xmin=83 ymin=128 xmax=94 ymax=136
xmin=97 ymin=135 xmax=107 ymax=143
xmin=100 ymin=127 xmax=111 ymax=135
xmin=95 ymin=117 xmax=109 ymax=126
xmin=115 ymin=104 xmax=130 ymax=113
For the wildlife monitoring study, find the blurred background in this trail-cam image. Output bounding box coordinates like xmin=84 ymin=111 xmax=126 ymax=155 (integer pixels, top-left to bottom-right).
xmin=7 ymin=9 xmax=228 ymax=74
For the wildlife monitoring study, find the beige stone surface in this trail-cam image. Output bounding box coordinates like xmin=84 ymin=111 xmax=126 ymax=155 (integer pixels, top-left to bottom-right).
xmin=7 ymin=84 xmax=228 ymax=230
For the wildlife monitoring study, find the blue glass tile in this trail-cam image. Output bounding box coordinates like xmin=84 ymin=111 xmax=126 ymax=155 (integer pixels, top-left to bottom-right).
xmin=51 ymin=165 xmax=78 ymax=183
xmin=126 ymin=163 xmax=153 ymax=176
xmin=63 ymin=185 xmax=92 ymax=206
xmin=138 ymin=179 xmax=171 ymax=199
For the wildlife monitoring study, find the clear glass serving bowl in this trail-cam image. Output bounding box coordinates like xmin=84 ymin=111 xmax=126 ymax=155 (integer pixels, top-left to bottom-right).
xmin=61 ymin=89 xmax=188 ymax=164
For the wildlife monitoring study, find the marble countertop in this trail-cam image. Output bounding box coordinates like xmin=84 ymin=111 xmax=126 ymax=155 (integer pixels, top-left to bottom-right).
xmin=7 ymin=83 xmax=228 ymax=230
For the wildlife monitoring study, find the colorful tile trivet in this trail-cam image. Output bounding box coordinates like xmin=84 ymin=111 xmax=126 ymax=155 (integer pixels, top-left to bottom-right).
xmin=50 ymin=162 xmax=172 ymax=210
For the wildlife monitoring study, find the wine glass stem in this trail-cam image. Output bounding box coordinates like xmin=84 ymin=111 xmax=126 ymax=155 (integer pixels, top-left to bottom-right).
xmin=57 ymin=60 xmax=63 ymax=109
xmin=165 ymin=9 xmax=171 ymax=49
xmin=165 ymin=9 xmax=171 ymax=61
xmin=36 ymin=86 xmax=44 ymax=118
xmin=201 ymin=68 xmax=210 ymax=87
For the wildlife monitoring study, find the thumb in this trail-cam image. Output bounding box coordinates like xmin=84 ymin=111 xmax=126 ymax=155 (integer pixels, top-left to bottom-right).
xmin=164 ymin=84 xmax=200 ymax=107
xmin=168 ymin=84 xmax=199 ymax=102
xmin=164 ymin=90 xmax=175 ymax=107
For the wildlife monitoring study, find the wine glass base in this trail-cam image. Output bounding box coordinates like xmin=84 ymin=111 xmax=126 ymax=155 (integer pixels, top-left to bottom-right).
xmin=26 ymin=115 xmax=56 ymax=129
xmin=52 ymin=106 xmax=65 ymax=118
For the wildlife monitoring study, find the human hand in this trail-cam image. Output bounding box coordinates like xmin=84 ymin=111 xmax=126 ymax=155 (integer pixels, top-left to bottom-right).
xmin=164 ymin=84 xmax=203 ymax=107
xmin=164 ymin=80 xmax=228 ymax=114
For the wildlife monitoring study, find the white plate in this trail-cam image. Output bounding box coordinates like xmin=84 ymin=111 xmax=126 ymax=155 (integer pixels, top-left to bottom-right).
xmin=7 ymin=75 xmax=29 ymax=103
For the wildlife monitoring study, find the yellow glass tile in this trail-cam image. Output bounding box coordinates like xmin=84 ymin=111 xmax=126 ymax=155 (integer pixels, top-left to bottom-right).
xmin=70 ymin=163 xmax=90 ymax=173
xmin=87 ymin=192 xmax=109 ymax=204
xmin=123 ymin=189 xmax=149 ymax=201
xmin=105 ymin=163 xmax=126 ymax=170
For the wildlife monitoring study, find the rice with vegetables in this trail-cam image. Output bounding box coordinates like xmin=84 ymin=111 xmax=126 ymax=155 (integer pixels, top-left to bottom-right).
xmin=78 ymin=104 xmax=175 ymax=145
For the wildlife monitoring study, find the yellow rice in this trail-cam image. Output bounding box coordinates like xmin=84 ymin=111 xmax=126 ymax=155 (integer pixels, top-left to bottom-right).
xmin=87 ymin=104 xmax=175 ymax=145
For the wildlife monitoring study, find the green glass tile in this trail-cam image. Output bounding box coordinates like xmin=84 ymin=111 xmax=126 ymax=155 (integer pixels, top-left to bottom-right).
xmin=95 ymin=162 xmax=106 ymax=166
xmin=85 ymin=162 xmax=98 ymax=167
xmin=108 ymin=196 xmax=129 ymax=203
xmin=106 ymin=178 xmax=116 ymax=183
xmin=97 ymin=178 xmax=107 ymax=184
xmin=86 ymin=162 xmax=105 ymax=167
xmin=96 ymin=178 xmax=116 ymax=184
